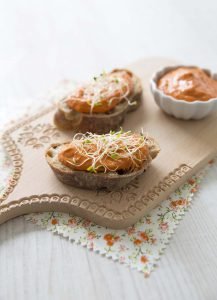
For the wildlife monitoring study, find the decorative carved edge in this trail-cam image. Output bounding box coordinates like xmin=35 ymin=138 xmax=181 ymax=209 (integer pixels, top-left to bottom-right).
xmin=0 ymin=133 xmax=23 ymax=201
xmin=0 ymin=105 xmax=55 ymax=202
xmin=0 ymin=164 xmax=192 ymax=222
xmin=0 ymin=194 xmax=126 ymax=222
xmin=129 ymin=164 xmax=192 ymax=217
xmin=0 ymin=104 xmax=192 ymax=223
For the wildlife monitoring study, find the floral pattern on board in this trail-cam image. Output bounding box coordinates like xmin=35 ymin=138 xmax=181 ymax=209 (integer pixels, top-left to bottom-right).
xmin=17 ymin=123 xmax=60 ymax=149
xmin=0 ymin=140 xmax=215 ymax=276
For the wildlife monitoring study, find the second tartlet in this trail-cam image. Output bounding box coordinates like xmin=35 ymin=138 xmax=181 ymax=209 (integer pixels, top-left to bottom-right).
xmin=54 ymin=69 xmax=142 ymax=133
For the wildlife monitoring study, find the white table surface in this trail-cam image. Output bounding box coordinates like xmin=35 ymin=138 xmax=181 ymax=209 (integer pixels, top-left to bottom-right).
xmin=0 ymin=0 xmax=217 ymax=299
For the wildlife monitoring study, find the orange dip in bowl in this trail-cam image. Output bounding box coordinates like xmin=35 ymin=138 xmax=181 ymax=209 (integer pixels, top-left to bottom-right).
xmin=157 ymin=67 xmax=217 ymax=102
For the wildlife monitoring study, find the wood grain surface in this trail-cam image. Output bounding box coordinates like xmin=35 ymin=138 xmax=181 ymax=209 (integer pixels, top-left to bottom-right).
xmin=1 ymin=57 xmax=217 ymax=229
xmin=1 ymin=0 xmax=217 ymax=299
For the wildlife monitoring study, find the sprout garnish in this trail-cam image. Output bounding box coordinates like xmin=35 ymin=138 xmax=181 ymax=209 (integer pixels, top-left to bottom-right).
xmin=65 ymin=71 xmax=134 ymax=114
xmin=68 ymin=129 xmax=151 ymax=173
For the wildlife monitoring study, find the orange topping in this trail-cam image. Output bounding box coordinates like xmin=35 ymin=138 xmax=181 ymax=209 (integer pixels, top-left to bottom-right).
xmin=66 ymin=70 xmax=134 ymax=113
xmin=58 ymin=131 xmax=149 ymax=173
xmin=158 ymin=67 xmax=217 ymax=102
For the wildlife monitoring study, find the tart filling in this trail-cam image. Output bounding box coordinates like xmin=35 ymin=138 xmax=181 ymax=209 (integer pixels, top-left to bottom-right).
xmin=157 ymin=67 xmax=217 ymax=102
xmin=58 ymin=129 xmax=156 ymax=174
xmin=65 ymin=69 xmax=136 ymax=114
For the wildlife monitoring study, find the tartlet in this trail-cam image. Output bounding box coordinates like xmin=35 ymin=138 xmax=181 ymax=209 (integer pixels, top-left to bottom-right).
xmin=54 ymin=69 xmax=142 ymax=133
xmin=150 ymin=65 xmax=217 ymax=120
xmin=45 ymin=129 xmax=160 ymax=191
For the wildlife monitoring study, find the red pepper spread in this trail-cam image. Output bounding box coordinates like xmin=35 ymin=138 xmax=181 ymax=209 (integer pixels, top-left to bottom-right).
xmin=158 ymin=67 xmax=217 ymax=102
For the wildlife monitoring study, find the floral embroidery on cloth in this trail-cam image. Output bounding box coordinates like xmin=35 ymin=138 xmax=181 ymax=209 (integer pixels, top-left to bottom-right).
xmin=25 ymin=166 xmax=213 ymax=276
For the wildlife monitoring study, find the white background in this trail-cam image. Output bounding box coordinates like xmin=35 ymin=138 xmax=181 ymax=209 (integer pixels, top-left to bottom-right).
xmin=0 ymin=0 xmax=217 ymax=299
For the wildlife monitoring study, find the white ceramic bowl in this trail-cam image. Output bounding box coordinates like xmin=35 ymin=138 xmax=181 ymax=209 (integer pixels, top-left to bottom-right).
xmin=150 ymin=65 xmax=217 ymax=120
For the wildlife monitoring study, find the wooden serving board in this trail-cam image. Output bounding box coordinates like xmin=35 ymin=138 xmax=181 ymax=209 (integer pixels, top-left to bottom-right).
xmin=1 ymin=57 xmax=217 ymax=229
